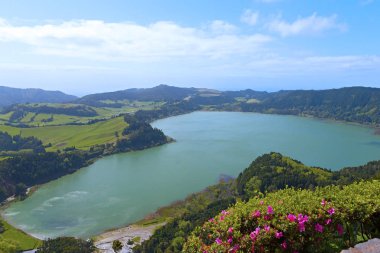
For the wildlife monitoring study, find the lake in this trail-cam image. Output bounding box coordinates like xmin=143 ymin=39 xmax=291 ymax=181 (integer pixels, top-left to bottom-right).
xmin=2 ymin=112 xmax=380 ymax=239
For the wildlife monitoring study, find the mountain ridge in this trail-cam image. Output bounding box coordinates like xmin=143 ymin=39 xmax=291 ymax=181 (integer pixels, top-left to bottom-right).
xmin=0 ymin=86 xmax=77 ymax=107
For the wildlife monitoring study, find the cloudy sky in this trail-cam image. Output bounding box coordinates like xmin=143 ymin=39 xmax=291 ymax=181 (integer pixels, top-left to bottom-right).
xmin=0 ymin=0 xmax=379 ymax=95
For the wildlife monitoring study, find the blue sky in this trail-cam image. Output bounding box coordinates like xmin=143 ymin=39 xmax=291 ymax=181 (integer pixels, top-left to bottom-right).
xmin=0 ymin=0 xmax=379 ymax=95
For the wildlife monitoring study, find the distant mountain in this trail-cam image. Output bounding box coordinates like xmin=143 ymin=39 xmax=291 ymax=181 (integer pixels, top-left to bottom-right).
xmin=241 ymin=86 xmax=380 ymax=125
xmin=78 ymin=84 xmax=199 ymax=106
xmin=0 ymin=86 xmax=77 ymax=107
xmin=77 ymin=85 xmax=380 ymax=125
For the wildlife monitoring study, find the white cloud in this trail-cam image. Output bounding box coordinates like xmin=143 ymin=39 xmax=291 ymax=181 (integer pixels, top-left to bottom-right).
xmin=267 ymin=13 xmax=347 ymax=37
xmin=241 ymin=10 xmax=260 ymax=26
xmin=0 ymin=18 xmax=271 ymax=62
xmin=209 ymin=20 xmax=237 ymax=34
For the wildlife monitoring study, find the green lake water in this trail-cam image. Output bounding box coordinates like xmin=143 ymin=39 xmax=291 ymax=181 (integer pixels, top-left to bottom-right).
xmin=2 ymin=112 xmax=380 ymax=238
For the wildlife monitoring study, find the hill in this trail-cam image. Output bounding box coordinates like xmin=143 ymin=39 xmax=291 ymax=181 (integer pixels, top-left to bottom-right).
xmin=77 ymin=85 xmax=380 ymax=126
xmin=240 ymin=86 xmax=380 ymax=125
xmin=78 ymin=84 xmax=199 ymax=106
xmin=0 ymin=86 xmax=77 ymax=107
xmin=134 ymin=153 xmax=380 ymax=253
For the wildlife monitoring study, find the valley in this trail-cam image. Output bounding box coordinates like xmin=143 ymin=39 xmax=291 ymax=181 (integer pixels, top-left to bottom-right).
xmin=0 ymin=85 xmax=380 ymax=252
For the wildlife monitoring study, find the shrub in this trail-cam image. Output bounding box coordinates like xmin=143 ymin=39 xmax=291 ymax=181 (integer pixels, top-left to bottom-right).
xmin=184 ymin=180 xmax=380 ymax=253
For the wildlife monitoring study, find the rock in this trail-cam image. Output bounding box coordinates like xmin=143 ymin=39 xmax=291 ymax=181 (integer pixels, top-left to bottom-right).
xmin=341 ymin=238 xmax=380 ymax=253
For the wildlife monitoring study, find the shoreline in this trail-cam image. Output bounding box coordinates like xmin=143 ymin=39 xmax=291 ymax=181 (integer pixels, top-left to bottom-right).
xmin=94 ymin=223 xmax=165 ymax=253
xmin=1 ymin=110 xmax=379 ymax=246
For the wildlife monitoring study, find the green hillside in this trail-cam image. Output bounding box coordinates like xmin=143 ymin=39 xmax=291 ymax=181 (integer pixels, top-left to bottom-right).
xmin=135 ymin=153 xmax=380 ymax=253
xmin=0 ymin=116 xmax=128 ymax=151
xmin=184 ymin=180 xmax=380 ymax=252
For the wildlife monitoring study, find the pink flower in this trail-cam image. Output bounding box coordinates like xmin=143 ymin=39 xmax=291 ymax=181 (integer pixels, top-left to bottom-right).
xmin=298 ymin=222 xmax=306 ymax=232
xmin=321 ymin=199 xmax=327 ymax=206
xmin=250 ymin=231 xmax=257 ymax=241
xmin=337 ymin=224 xmax=344 ymax=236
xmin=328 ymin=208 xmax=335 ymax=216
xmin=252 ymin=210 xmax=261 ymax=218
xmin=325 ymin=218 xmax=332 ymax=225
xmin=315 ymin=223 xmax=324 ymax=233
xmin=287 ymin=213 xmax=296 ymax=222
xmin=281 ymin=241 xmax=287 ymax=249
xmin=220 ymin=216 xmax=225 ymax=221
xmin=264 ymin=225 xmax=270 ymax=232
xmin=255 ymin=227 xmax=261 ymax=234
xmin=260 ymin=200 xmax=264 ymax=205
xmin=227 ymin=237 xmax=233 ymax=244
xmin=297 ymin=214 xmax=309 ymax=223
xmin=221 ymin=210 xmax=229 ymax=215
xmin=267 ymin=205 xmax=274 ymax=215
xmin=208 ymin=218 xmax=215 ymax=222
xmin=250 ymin=227 xmax=261 ymax=240
xmin=215 ymin=238 xmax=222 ymax=245
xmin=275 ymin=231 xmax=283 ymax=239
xmin=264 ymin=215 xmax=271 ymax=221
xmin=228 ymin=227 xmax=234 ymax=234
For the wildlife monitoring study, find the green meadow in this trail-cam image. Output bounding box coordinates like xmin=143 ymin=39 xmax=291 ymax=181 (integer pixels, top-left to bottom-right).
xmin=0 ymin=217 xmax=41 ymax=251
xmin=0 ymin=116 xmax=128 ymax=151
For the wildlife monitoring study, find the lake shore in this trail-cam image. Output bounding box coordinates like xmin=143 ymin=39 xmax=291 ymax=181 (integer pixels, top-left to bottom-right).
xmin=2 ymin=111 xmax=380 ymax=245
xmin=94 ymin=223 xmax=165 ymax=253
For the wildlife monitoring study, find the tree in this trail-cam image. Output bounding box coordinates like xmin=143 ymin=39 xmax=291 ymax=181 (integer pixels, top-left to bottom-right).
xmin=112 ymin=240 xmax=123 ymax=252
xmin=15 ymin=183 xmax=27 ymax=197
xmin=36 ymin=237 xmax=95 ymax=253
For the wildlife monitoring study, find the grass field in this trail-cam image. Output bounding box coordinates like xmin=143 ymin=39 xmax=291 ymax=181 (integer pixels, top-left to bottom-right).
xmin=0 ymin=217 xmax=41 ymax=250
xmin=0 ymin=102 xmax=163 ymax=126
xmin=0 ymin=116 xmax=128 ymax=151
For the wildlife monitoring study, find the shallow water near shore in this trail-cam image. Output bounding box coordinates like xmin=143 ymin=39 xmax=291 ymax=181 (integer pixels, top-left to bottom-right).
xmin=3 ymin=111 xmax=380 ymax=238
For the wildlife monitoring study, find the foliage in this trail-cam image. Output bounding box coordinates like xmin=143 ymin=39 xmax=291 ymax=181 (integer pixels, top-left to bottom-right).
xmin=116 ymin=114 xmax=168 ymax=151
xmin=134 ymin=198 xmax=236 ymax=253
xmin=237 ymin=153 xmax=333 ymax=198
xmin=0 ymin=151 xmax=89 ymax=202
xmin=237 ymin=153 xmax=380 ymax=200
xmin=0 ymin=131 xmax=45 ymax=153
xmin=184 ymin=180 xmax=380 ymax=253
xmin=112 ymin=240 xmax=123 ymax=252
xmin=36 ymin=237 xmax=95 ymax=253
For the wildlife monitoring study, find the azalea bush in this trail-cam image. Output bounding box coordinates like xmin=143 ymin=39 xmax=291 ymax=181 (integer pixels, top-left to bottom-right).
xmin=183 ymin=180 xmax=380 ymax=253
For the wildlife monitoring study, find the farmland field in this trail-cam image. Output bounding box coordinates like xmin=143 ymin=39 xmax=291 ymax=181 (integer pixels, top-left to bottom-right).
xmin=0 ymin=116 xmax=128 ymax=151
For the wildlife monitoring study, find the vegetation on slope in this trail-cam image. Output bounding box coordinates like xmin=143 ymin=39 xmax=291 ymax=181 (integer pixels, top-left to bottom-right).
xmin=240 ymin=87 xmax=380 ymax=126
xmin=36 ymin=237 xmax=95 ymax=253
xmin=136 ymin=153 xmax=380 ymax=253
xmin=184 ymin=180 xmax=380 ymax=252
xmin=0 ymin=131 xmax=45 ymax=153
